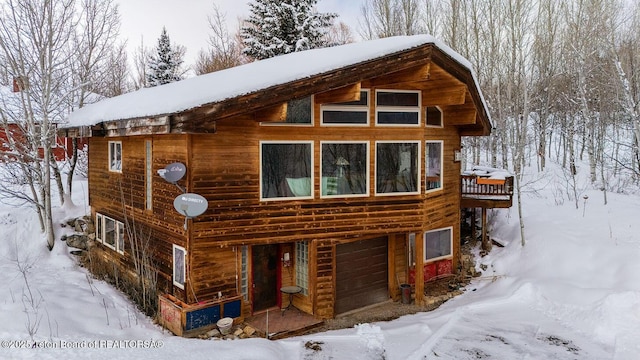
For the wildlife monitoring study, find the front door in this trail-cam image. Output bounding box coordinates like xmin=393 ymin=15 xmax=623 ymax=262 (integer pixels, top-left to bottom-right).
xmin=252 ymin=244 xmax=279 ymax=312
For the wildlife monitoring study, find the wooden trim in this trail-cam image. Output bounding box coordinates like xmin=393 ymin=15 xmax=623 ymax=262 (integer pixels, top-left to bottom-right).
xmin=315 ymin=83 xmax=362 ymax=104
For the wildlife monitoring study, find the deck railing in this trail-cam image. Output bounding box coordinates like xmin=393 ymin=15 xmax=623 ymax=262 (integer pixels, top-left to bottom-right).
xmin=461 ymin=175 xmax=514 ymax=198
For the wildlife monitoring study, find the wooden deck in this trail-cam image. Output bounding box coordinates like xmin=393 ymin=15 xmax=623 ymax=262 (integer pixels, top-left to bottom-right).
xmin=461 ymin=175 xmax=514 ymax=208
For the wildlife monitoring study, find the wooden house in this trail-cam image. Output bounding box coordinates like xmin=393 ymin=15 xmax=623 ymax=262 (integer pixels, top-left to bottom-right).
xmin=60 ymin=35 xmax=495 ymax=335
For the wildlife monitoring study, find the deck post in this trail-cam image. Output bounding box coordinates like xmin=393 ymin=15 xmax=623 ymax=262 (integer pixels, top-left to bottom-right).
xmin=471 ymin=208 xmax=477 ymax=242
xmin=481 ymin=208 xmax=491 ymax=252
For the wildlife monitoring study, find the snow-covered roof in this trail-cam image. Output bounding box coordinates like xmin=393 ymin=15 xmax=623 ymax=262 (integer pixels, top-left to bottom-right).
xmin=64 ymin=35 xmax=488 ymax=128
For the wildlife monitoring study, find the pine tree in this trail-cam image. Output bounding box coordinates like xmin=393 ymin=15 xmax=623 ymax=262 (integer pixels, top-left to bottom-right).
xmin=241 ymin=0 xmax=337 ymax=60
xmin=146 ymin=27 xmax=184 ymax=87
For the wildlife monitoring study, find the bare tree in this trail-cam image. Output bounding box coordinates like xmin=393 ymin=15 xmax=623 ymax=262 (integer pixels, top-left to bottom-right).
xmin=194 ymin=4 xmax=243 ymax=75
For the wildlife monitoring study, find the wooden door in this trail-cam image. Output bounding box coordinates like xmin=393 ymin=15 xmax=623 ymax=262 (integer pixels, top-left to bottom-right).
xmin=252 ymin=244 xmax=279 ymax=312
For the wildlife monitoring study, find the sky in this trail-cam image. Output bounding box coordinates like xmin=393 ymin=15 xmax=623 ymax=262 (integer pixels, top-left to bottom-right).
xmin=115 ymin=0 xmax=365 ymax=65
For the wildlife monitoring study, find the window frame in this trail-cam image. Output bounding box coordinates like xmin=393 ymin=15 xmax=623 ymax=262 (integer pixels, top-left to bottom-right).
xmin=260 ymin=95 xmax=314 ymax=127
xmin=259 ymin=141 xmax=314 ymax=201
xmin=320 ymin=89 xmax=370 ymax=126
xmin=295 ymin=241 xmax=309 ymax=295
xmin=108 ymin=141 xmax=122 ymax=172
xmin=374 ymin=140 xmax=421 ymax=196
xmin=320 ymin=141 xmax=370 ymax=199
xmin=375 ymin=89 xmax=422 ymax=127
xmin=424 ymin=227 xmax=453 ymax=263
xmin=96 ymin=213 xmax=124 ymax=254
xmin=425 ymin=140 xmax=444 ymax=192
xmin=173 ymin=244 xmax=186 ymax=290
xmin=425 ymin=106 xmax=444 ymax=127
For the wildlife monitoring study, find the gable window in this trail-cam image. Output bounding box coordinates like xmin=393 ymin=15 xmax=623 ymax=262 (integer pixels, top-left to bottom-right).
xmin=375 ymin=90 xmax=421 ymax=126
xmin=295 ymin=241 xmax=309 ymax=295
xmin=426 ymin=141 xmax=443 ymax=191
xmin=424 ymin=227 xmax=453 ymax=262
xmin=173 ymin=244 xmax=186 ymax=289
xmin=426 ymin=106 xmax=443 ymax=127
xmin=320 ymin=90 xmax=369 ymax=125
xmin=108 ymin=141 xmax=122 ymax=172
xmin=285 ymin=96 xmax=312 ymax=124
xmin=321 ymin=142 xmax=368 ymax=197
xmin=375 ymin=141 xmax=420 ymax=195
xmin=95 ymin=213 xmax=124 ymax=254
xmin=261 ymin=141 xmax=313 ymax=200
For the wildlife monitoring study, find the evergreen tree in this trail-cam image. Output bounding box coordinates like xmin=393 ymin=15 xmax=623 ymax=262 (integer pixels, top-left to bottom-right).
xmin=241 ymin=0 xmax=337 ymax=60
xmin=146 ymin=27 xmax=184 ymax=87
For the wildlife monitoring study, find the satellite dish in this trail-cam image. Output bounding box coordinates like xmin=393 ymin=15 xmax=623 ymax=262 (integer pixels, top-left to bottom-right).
xmin=162 ymin=162 xmax=186 ymax=183
xmin=173 ymin=193 xmax=208 ymax=218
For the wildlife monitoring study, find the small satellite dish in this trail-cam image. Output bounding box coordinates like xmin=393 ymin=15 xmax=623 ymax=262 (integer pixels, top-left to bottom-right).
xmin=162 ymin=162 xmax=186 ymax=183
xmin=173 ymin=193 xmax=208 ymax=218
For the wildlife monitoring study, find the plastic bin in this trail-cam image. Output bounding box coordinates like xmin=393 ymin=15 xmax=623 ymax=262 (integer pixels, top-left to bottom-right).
xmin=400 ymin=284 xmax=411 ymax=304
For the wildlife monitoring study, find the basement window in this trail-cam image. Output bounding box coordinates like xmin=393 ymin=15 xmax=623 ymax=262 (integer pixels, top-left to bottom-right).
xmin=260 ymin=141 xmax=313 ymax=200
xmin=320 ymin=142 xmax=369 ymax=197
xmin=95 ymin=213 xmax=124 ymax=255
xmin=173 ymin=244 xmax=186 ymax=290
xmin=375 ymin=141 xmax=420 ymax=195
xmin=424 ymin=227 xmax=453 ymax=262
xmin=375 ymin=90 xmax=421 ymax=126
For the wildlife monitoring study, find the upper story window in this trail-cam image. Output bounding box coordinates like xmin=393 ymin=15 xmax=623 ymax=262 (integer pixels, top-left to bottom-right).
xmin=375 ymin=141 xmax=420 ymax=195
xmin=426 ymin=106 xmax=443 ymax=127
xmin=285 ymin=96 xmax=312 ymax=124
xmin=108 ymin=141 xmax=122 ymax=172
xmin=424 ymin=227 xmax=453 ymax=263
xmin=320 ymin=90 xmax=369 ymax=126
xmin=375 ymin=90 xmax=421 ymax=126
xmin=320 ymin=142 xmax=369 ymax=198
xmin=426 ymin=141 xmax=443 ymax=191
xmin=260 ymin=141 xmax=313 ymax=200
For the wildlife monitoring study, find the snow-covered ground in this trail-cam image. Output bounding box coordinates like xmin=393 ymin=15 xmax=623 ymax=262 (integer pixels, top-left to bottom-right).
xmin=1 ymin=162 xmax=639 ymax=360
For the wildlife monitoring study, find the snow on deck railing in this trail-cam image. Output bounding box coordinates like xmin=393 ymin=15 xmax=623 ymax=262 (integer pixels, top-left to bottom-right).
xmin=461 ymin=166 xmax=514 ymax=197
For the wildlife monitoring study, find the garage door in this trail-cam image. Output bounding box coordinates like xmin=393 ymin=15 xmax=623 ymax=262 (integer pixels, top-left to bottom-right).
xmin=335 ymin=237 xmax=388 ymax=314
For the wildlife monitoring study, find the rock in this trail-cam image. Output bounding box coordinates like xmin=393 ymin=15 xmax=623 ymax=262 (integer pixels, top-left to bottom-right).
xmin=233 ymin=328 xmax=244 ymax=337
xmin=206 ymin=329 xmax=220 ymax=338
xmin=65 ymin=234 xmax=90 ymax=250
xmin=243 ymin=325 xmax=256 ymax=337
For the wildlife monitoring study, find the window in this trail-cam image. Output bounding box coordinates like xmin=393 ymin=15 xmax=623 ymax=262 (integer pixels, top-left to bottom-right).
xmin=295 ymin=241 xmax=309 ymax=295
xmin=240 ymin=246 xmax=248 ymax=300
xmin=320 ymin=142 xmax=368 ymax=197
xmin=424 ymin=227 xmax=453 ymax=262
xmin=426 ymin=141 xmax=443 ymax=191
xmin=173 ymin=244 xmax=186 ymax=289
xmin=96 ymin=214 xmax=103 ymax=243
xmin=285 ymin=96 xmax=312 ymax=124
xmin=260 ymin=142 xmax=313 ymax=200
xmin=108 ymin=141 xmax=122 ymax=172
xmin=145 ymin=140 xmax=152 ymax=210
xmin=375 ymin=141 xmax=420 ymax=195
xmin=375 ymin=90 xmax=421 ymax=125
xmin=321 ymin=90 xmax=369 ymax=125
xmin=426 ymin=106 xmax=443 ymax=127
xmin=408 ymin=233 xmax=416 ymax=268
xmin=95 ymin=213 xmax=124 ymax=254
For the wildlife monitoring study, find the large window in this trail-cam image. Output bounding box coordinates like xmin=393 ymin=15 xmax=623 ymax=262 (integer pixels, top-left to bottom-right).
xmin=108 ymin=141 xmax=122 ymax=172
xmin=424 ymin=227 xmax=452 ymax=262
xmin=295 ymin=241 xmax=309 ymax=295
xmin=320 ymin=142 xmax=368 ymax=197
xmin=375 ymin=90 xmax=421 ymax=125
xmin=426 ymin=141 xmax=443 ymax=191
xmin=173 ymin=244 xmax=186 ymax=289
xmin=321 ymin=90 xmax=369 ymax=125
xmin=95 ymin=213 xmax=124 ymax=255
xmin=375 ymin=141 xmax=420 ymax=195
xmin=261 ymin=142 xmax=313 ymax=200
